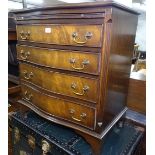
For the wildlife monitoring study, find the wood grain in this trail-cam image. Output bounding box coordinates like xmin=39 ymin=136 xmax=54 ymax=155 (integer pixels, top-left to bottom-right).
xmin=21 ymin=84 xmax=96 ymax=129
xmin=20 ymin=63 xmax=99 ymax=103
xmin=8 ymin=29 xmax=17 ymax=41
xmin=127 ymin=78 xmax=146 ymax=114
xmin=12 ymin=3 xmax=138 ymax=154
xmin=95 ymin=8 xmax=138 ymax=132
xmin=17 ymin=45 xmax=100 ymax=75
xmin=8 ymin=81 xmax=21 ymax=95
xmin=17 ymin=24 xmax=103 ymax=47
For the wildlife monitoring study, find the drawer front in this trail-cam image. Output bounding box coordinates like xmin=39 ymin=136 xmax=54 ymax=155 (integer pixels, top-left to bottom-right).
xmin=16 ymin=24 xmax=103 ymax=47
xmin=20 ymin=63 xmax=98 ymax=103
xmin=21 ymin=84 xmax=96 ymax=129
xmin=17 ymin=45 xmax=100 ymax=75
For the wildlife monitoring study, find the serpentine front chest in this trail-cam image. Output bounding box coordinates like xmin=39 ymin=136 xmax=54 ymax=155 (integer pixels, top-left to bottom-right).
xmin=11 ymin=1 xmax=138 ymax=154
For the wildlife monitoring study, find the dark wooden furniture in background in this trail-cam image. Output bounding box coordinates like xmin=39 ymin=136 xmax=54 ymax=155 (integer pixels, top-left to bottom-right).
xmin=127 ymin=71 xmax=146 ymax=155
xmin=8 ymin=14 xmax=20 ymax=155
xmin=8 ymin=81 xmax=21 ymax=105
xmin=8 ymin=28 xmax=17 ymax=41
xmin=8 ymin=15 xmax=20 ymax=104
xmin=8 ymin=13 xmax=19 ymax=84
xmin=11 ymin=1 xmax=139 ymax=154
xmin=127 ymin=72 xmax=146 ymax=114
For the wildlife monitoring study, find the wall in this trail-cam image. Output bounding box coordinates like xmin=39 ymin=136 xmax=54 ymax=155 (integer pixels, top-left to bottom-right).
xmin=135 ymin=11 xmax=146 ymax=52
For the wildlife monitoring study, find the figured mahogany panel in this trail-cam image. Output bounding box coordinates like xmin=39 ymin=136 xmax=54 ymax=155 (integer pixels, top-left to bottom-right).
xmin=21 ymin=84 xmax=96 ymax=129
xmin=20 ymin=63 xmax=99 ymax=103
xmin=17 ymin=45 xmax=100 ymax=75
xmin=16 ymin=24 xmax=103 ymax=47
xmin=127 ymin=78 xmax=146 ymax=114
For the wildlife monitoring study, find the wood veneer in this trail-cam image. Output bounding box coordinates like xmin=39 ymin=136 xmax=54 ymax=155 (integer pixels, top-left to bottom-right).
xmin=17 ymin=24 xmax=103 ymax=47
xmin=127 ymin=73 xmax=146 ymax=114
xmin=21 ymin=84 xmax=96 ymax=129
xmin=17 ymin=45 xmax=100 ymax=75
xmin=12 ymin=1 xmax=139 ymax=154
xmin=20 ymin=63 xmax=99 ymax=103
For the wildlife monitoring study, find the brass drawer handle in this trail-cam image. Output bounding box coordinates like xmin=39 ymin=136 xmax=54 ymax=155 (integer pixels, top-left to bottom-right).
xmin=42 ymin=140 xmax=51 ymax=155
xmin=24 ymin=90 xmax=33 ymax=101
xmin=20 ymin=30 xmax=30 ymax=40
xmin=27 ymin=135 xmax=35 ymax=149
xmin=71 ymin=82 xmax=89 ymax=96
xmin=71 ymin=117 xmax=82 ymax=122
xmin=72 ymin=32 xmax=93 ymax=44
xmin=69 ymin=109 xmax=87 ymax=122
xmin=69 ymin=58 xmax=90 ymax=70
xmin=20 ymin=50 xmax=30 ymax=60
xmin=23 ymin=70 xmax=33 ymax=80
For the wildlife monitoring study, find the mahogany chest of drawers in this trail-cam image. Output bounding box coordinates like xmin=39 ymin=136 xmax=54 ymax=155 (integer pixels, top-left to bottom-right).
xmin=11 ymin=1 xmax=138 ymax=154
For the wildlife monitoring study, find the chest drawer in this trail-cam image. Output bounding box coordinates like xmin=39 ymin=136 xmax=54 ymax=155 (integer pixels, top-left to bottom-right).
xmin=17 ymin=45 xmax=100 ymax=75
xmin=20 ymin=63 xmax=99 ymax=103
xmin=16 ymin=24 xmax=103 ymax=47
xmin=21 ymin=84 xmax=96 ymax=129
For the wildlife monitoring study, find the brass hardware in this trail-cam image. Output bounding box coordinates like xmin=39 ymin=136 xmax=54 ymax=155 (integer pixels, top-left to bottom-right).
xmin=69 ymin=109 xmax=75 ymax=114
xmin=42 ymin=140 xmax=51 ymax=155
xmin=28 ymin=135 xmax=35 ymax=149
xmin=71 ymin=83 xmax=89 ymax=96
xmin=118 ymin=121 xmax=124 ymax=128
xmin=24 ymin=91 xmax=33 ymax=101
xmin=20 ymin=50 xmax=30 ymax=60
xmin=80 ymin=113 xmax=87 ymax=119
xmin=72 ymin=32 xmax=93 ymax=44
xmin=69 ymin=109 xmax=87 ymax=122
xmin=19 ymin=150 xmax=27 ymax=155
xmin=98 ymin=122 xmax=103 ymax=127
xmin=20 ymin=31 xmax=30 ymax=40
xmin=14 ymin=127 xmax=20 ymax=144
xmin=23 ymin=70 xmax=33 ymax=80
xmin=71 ymin=116 xmax=82 ymax=122
xmin=69 ymin=58 xmax=90 ymax=70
